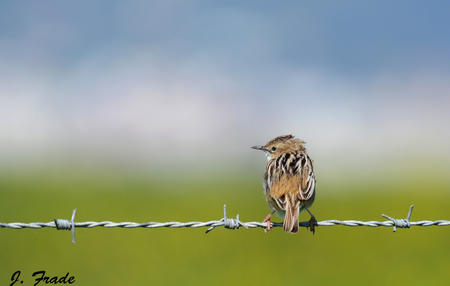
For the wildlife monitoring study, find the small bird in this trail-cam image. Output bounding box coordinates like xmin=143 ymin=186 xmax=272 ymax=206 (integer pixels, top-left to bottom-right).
xmin=252 ymin=135 xmax=317 ymax=233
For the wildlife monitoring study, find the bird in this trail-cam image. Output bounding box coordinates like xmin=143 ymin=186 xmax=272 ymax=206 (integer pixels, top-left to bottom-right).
xmin=252 ymin=135 xmax=317 ymax=233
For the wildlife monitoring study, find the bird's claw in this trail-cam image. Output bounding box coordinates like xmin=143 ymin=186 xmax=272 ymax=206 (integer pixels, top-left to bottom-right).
xmin=263 ymin=213 xmax=273 ymax=233
xmin=308 ymin=216 xmax=318 ymax=234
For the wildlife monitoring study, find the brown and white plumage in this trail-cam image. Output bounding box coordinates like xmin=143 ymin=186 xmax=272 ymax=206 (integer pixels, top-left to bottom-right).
xmin=253 ymin=135 xmax=316 ymax=233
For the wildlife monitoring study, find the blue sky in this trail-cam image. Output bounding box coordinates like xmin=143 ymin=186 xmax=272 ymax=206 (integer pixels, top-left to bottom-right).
xmin=1 ymin=1 xmax=449 ymax=74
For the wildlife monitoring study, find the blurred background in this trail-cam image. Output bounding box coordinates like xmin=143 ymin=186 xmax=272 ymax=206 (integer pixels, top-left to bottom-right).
xmin=0 ymin=1 xmax=449 ymax=285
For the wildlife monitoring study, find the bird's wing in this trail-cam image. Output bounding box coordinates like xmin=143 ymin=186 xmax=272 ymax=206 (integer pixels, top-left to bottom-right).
xmin=298 ymin=156 xmax=315 ymax=201
xmin=269 ymin=154 xmax=315 ymax=204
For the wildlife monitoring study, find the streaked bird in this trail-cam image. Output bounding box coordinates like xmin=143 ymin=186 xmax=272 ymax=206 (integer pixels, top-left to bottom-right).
xmin=252 ymin=135 xmax=317 ymax=233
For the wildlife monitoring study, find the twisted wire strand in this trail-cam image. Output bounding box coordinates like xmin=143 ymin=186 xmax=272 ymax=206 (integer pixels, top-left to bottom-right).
xmin=1 ymin=204 xmax=449 ymax=243
xmin=2 ymin=219 xmax=449 ymax=230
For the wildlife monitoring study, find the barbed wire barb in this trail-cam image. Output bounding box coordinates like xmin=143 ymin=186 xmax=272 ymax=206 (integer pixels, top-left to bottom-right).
xmin=54 ymin=208 xmax=77 ymax=244
xmin=381 ymin=204 xmax=414 ymax=232
xmin=205 ymin=205 xmax=248 ymax=234
xmin=1 ymin=204 xmax=449 ymax=243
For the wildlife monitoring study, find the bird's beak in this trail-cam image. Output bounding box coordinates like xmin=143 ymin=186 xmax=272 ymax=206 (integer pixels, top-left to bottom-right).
xmin=251 ymin=145 xmax=267 ymax=151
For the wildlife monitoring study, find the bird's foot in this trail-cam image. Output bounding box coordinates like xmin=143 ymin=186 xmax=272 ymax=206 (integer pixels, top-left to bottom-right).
xmin=308 ymin=215 xmax=318 ymax=234
xmin=263 ymin=212 xmax=273 ymax=233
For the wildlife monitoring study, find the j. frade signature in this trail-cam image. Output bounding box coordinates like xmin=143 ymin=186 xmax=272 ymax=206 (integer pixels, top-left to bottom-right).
xmin=10 ymin=271 xmax=75 ymax=286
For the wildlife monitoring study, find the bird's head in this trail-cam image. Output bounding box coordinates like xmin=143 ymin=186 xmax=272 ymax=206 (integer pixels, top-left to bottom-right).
xmin=251 ymin=134 xmax=305 ymax=161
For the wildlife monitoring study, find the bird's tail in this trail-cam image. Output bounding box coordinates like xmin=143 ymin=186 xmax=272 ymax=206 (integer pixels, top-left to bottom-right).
xmin=283 ymin=194 xmax=300 ymax=233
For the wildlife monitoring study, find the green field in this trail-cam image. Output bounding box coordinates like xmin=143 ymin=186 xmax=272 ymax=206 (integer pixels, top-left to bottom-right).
xmin=1 ymin=167 xmax=449 ymax=285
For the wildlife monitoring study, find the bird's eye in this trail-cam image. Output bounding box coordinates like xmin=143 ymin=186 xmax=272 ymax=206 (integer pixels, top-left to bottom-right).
xmin=271 ymin=146 xmax=277 ymax=151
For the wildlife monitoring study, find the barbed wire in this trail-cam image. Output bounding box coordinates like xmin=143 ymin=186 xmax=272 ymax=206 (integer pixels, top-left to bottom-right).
xmin=1 ymin=204 xmax=449 ymax=243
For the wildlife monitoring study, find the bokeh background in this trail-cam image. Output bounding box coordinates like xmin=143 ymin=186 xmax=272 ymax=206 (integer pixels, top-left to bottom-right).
xmin=1 ymin=1 xmax=449 ymax=285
